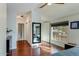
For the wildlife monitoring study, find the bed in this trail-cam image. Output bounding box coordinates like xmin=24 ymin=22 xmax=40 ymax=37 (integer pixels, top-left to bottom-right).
xmin=52 ymin=47 xmax=79 ymax=56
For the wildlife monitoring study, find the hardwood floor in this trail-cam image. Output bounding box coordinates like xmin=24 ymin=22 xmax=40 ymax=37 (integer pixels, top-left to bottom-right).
xmin=8 ymin=40 xmax=64 ymax=56
xmin=16 ymin=40 xmax=32 ymax=56
xmin=39 ymin=41 xmax=64 ymax=56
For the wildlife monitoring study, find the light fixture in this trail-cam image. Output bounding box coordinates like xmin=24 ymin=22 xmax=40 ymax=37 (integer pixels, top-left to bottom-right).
xmin=47 ymin=3 xmax=52 ymax=5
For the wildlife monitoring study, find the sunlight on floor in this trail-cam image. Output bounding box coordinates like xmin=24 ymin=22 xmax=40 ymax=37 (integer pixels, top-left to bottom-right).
xmin=39 ymin=41 xmax=61 ymax=55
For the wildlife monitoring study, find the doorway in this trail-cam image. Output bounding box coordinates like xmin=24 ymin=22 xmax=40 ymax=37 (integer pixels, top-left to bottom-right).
xmin=18 ymin=23 xmax=24 ymax=40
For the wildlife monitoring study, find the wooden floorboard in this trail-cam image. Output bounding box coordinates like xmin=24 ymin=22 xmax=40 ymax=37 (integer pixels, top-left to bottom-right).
xmin=8 ymin=40 xmax=64 ymax=56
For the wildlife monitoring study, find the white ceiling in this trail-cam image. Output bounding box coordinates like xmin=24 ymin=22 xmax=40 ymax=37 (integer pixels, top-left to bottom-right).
xmin=7 ymin=3 xmax=40 ymax=15
xmin=8 ymin=3 xmax=79 ymax=21
xmin=37 ymin=3 xmax=79 ymax=20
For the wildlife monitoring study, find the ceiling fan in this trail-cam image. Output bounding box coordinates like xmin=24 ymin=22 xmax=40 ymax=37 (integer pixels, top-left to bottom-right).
xmin=39 ymin=3 xmax=64 ymax=8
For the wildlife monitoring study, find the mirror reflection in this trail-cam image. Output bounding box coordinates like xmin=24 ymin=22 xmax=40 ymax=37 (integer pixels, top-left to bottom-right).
xmin=32 ymin=23 xmax=41 ymax=44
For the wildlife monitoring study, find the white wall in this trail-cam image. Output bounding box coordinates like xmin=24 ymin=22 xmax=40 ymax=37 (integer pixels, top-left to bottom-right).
xmin=25 ymin=14 xmax=32 ymax=45
xmin=0 ymin=3 xmax=6 ymax=56
xmin=41 ymin=22 xmax=50 ymax=42
xmin=32 ymin=10 xmax=41 ymax=22
xmin=7 ymin=4 xmax=17 ymax=49
xmin=68 ymin=14 xmax=79 ymax=46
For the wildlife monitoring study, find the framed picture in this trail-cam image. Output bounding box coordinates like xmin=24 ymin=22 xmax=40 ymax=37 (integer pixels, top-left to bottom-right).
xmin=70 ymin=21 xmax=79 ymax=29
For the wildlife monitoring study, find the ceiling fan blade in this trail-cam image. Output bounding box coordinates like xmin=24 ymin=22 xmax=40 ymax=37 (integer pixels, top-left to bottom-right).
xmin=55 ymin=3 xmax=64 ymax=4
xmin=39 ymin=3 xmax=64 ymax=8
xmin=39 ymin=3 xmax=48 ymax=8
